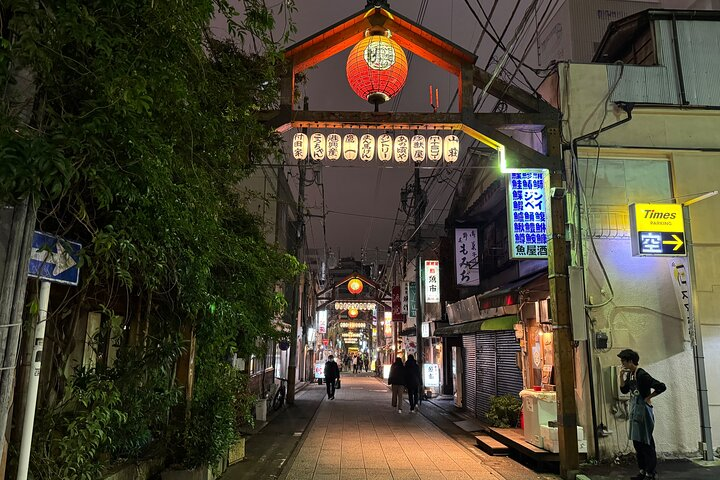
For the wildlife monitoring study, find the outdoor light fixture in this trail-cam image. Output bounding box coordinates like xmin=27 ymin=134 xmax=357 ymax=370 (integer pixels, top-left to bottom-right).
xmin=348 ymin=308 xmax=359 ymax=318
xmin=347 ymin=278 xmax=364 ymax=295
xmin=292 ymin=132 xmax=308 ymax=160
xmin=335 ymin=302 xmax=374 ymax=311
xmin=346 ymin=28 xmax=408 ymax=106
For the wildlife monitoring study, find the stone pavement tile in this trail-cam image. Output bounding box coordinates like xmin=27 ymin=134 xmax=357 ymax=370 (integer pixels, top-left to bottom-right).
xmin=442 ymin=471 xmax=473 ymax=480
xmin=415 ymin=469 xmax=444 ymax=480
xmin=285 ymin=468 xmax=314 ymax=480
xmin=390 ymin=469 xmax=421 ymax=480
xmin=339 ymin=468 xmax=368 ymax=480
xmin=313 ymin=472 xmax=340 ymax=480
xmin=341 ymin=457 xmax=364 ymax=469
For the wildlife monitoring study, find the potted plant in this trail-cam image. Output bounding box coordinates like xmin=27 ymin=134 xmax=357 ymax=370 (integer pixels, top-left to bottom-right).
xmin=487 ymin=394 xmax=522 ymax=428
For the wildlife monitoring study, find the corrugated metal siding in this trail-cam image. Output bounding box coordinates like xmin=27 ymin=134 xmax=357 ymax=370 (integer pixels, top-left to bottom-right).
xmin=462 ymin=335 xmax=477 ymax=417
xmin=676 ymin=20 xmax=720 ymax=107
xmin=476 ymin=333 xmax=497 ymax=421
xmin=608 ymin=63 xmax=678 ymax=104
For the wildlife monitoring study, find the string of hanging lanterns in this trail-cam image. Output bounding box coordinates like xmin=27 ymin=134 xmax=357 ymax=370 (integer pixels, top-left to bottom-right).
xmin=292 ymin=132 xmax=460 ymax=163
xmin=334 ymin=302 xmax=375 ymax=311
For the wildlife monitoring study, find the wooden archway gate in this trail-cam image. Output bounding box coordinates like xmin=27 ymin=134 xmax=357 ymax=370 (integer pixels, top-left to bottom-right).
xmin=261 ymin=2 xmax=579 ymax=477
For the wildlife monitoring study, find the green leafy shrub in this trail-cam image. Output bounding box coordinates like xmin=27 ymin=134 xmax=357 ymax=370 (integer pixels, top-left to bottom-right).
xmin=487 ymin=394 xmax=522 ymax=428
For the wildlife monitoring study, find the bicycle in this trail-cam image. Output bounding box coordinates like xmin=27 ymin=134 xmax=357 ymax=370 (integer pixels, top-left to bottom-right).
xmin=270 ymin=377 xmax=287 ymax=412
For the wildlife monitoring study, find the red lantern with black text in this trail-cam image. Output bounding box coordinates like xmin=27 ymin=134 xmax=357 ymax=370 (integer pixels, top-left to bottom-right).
xmin=347 ymin=278 xmax=363 ymax=295
xmin=346 ymin=29 xmax=408 ymax=106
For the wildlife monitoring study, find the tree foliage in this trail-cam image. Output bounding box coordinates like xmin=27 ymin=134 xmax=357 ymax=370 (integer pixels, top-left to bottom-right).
xmin=2 ymin=0 xmax=298 ymax=475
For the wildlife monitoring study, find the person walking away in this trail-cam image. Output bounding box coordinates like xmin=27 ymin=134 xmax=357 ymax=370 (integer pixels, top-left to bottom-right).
xmin=324 ymin=355 xmax=340 ymax=400
xmin=363 ymin=355 xmax=369 ymax=372
xmin=618 ymin=349 xmax=666 ymax=480
xmin=404 ymin=354 xmax=422 ymax=412
xmin=388 ymin=357 xmax=406 ymax=413
xmin=352 ymin=355 xmax=358 ymax=374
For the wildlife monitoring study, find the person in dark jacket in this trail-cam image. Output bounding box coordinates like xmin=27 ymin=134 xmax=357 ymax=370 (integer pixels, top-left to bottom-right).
xmin=324 ymin=355 xmax=340 ymax=400
xmin=404 ymin=354 xmax=422 ymax=412
xmin=388 ymin=357 xmax=406 ymax=413
xmin=618 ymin=349 xmax=667 ymax=480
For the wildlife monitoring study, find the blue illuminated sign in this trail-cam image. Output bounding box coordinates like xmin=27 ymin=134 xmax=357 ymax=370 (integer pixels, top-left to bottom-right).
xmin=507 ymin=170 xmax=550 ymax=259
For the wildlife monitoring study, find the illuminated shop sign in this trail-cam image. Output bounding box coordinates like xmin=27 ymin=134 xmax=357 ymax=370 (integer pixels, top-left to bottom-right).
xmin=454 ymin=228 xmax=479 ymax=286
xmin=424 ymin=260 xmax=440 ymax=304
xmin=629 ymin=203 xmax=686 ymax=257
xmin=507 ymin=169 xmax=549 ymax=259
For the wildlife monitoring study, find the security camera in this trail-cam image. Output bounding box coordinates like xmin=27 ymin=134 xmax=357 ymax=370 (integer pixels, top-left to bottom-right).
xmin=550 ymin=187 xmax=566 ymax=199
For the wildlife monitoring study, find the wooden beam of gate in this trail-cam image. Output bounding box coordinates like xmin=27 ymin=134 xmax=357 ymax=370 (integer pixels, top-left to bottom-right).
xmin=261 ymin=109 xmax=558 ymax=132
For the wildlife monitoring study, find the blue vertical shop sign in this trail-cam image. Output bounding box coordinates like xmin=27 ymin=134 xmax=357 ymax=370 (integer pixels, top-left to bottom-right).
xmin=507 ymin=170 xmax=550 ymax=259
xmin=27 ymin=231 xmax=81 ymax=286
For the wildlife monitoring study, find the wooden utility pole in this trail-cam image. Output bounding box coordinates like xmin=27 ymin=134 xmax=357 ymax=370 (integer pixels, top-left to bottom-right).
xmin=286 ymin=97 xmax=309 ymax=406
xmin=547 ymin=127 xmax=579 ymax=479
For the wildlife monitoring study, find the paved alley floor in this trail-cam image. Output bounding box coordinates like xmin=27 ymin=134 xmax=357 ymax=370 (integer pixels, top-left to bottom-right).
xmin=278 ymin=374 xmax=559 ymax=480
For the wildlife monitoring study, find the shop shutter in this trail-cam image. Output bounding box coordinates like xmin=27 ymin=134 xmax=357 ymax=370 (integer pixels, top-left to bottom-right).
xmin=462 ymin=335 xmax=477 ymax=416
xmin=476 ymin=332 xmax=496 ymax=420
xmin=495 ymin=330 xmax=524 ymax=401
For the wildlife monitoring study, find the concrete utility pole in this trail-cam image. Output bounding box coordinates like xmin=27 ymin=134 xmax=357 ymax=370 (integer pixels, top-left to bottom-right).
xmin=286 ymin=97 xmax=309 ymax=406
xmin=414 ymin=164 xmax=425 ymax=366
xmin=547 ymin=128 xmax=579 ymax=479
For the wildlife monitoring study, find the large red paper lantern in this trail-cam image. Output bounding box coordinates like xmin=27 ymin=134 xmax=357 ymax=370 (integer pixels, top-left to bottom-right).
xmin=346 ymin=29 xmax=408 ymax=106
xmin=347 ymin=278 xmax=364 ymax=295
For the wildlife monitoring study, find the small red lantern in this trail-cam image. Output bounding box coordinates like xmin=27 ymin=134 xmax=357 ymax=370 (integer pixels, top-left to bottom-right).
xmin=347 ymin=278 xmax=364 ymax=295
xmin=346 ymin=29 xmax=408 ymax=106
xmin=348 ymin=308 xmax=359 ymax=318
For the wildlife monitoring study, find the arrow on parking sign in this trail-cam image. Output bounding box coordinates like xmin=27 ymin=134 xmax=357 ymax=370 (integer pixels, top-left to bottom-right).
xmin=28 ymin=232 xmax=81 ymax=286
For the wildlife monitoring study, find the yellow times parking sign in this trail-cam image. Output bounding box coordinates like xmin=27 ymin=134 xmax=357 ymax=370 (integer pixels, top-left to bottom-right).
xmin=629 ymin=203 xmax=686 ymax=256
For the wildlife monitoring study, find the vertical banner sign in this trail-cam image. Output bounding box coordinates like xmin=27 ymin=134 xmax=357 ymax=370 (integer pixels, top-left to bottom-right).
xmin=318 ymin=310 xmax=327 ymax=334
xmin=401 ymin=281 xmax=409 ymax=314
xmin=391 ymin=286 xmax=404 ymax=322
xmin=424 ymin=260 xmax=440 ymax=304
xmin=507 ymin=169 xmax=549 ymax=259
xmin=383 ymin=311 xmax=393 ymax=336
xmin=408 ymin=282 xmax=417 ymax=319
xmin=629 ymin=203 xmax=686 ymax=256
xmin=670 ymin=261 xmax=696 ymax=346
xmin=454 ymin=228 xmax=480 ymax=286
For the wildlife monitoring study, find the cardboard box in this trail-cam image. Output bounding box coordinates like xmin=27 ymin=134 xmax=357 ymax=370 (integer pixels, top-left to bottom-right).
xmin=540 ymin=425 xmax=584 ymax=441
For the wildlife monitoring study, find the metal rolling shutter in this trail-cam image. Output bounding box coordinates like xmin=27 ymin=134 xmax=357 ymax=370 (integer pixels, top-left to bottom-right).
xmin=495 ymin=330 xmax=524 ymax=399
xmin=476 ymin=332 xmax=497 ymax=420
xmin=462 ymin=335 xmax=477 ymax=417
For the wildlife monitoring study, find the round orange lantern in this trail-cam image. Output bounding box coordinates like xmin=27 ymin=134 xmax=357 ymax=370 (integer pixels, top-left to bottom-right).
xmin=348 ymin=308 xmax=359 ymax=318
xmin=347 ymin=278 xmax=363 ymax=295
xmin=346 ymin=29 xmax=408 ymax=106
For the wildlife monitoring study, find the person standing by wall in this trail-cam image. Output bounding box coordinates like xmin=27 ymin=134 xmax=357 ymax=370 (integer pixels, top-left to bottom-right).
xmin=404 ymin=354 xmax=422 ymax=412
xmin=619 ymin=349 xmax=667 ymax=480
xmin=388 ymin=357 xmax=406 ymax=413
xmin=324 ymin=355 xmax=340 ymax=400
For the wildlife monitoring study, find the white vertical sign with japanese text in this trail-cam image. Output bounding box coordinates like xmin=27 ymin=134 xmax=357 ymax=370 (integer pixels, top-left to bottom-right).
xmin=670 ymin=261 xmax=696 ymax=346
xmin=318 ymin=310 xmax=327 ymax=334
xmin=507 ymin=169 xmax=550 ymax=259
xmin=424 ymin=260 xmax=440 ymax=304
xmin=455 ymin=228 xmax=479 ymax=286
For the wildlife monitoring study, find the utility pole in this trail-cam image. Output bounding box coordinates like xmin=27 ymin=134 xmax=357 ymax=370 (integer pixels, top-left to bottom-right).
xmin=548 ymin=129 xmax=579 ymax=479
xmin=286 ymin=97 xmax=309 ymax=406
xmin=414 ymin=163 xmax=425 ymax=366
xmin=683 ymin=191 xmax=718 ymax=461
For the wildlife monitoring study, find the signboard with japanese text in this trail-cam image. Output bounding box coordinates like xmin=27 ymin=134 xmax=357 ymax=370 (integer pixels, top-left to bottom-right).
xmin=629 ymin=203 xmax=686 ymax=256
xmin=507 ymin=170 xmax=549 ymax=259
xmin=454 ymin=228 xmax=479 ymax=286
xmin=424 ymin=260 xmax=440 ymax=304
xmin=423 ymin=363 xmax=440 ymax=387
xmin=404 ymin=281 xmax=417 ymax=320
xmin=317 ymin=310 xmax=327 ymax=334
xmin=391 ymin=286 xmax=404 ymax=321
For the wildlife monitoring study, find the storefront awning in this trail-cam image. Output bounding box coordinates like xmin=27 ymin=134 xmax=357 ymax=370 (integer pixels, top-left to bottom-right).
xmin=400 ymin=326 xmax=416 ymax=337
xmin=434 ymin=315 xmax=518 ymax=336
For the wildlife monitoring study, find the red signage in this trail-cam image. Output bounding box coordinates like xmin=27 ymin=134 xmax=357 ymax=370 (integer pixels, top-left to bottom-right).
xmin=392 ymin=286 xmax=404 ymax=322
xmin=322 ymin=338 xmax=329 ymax=346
